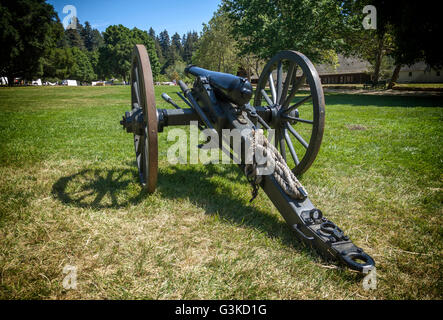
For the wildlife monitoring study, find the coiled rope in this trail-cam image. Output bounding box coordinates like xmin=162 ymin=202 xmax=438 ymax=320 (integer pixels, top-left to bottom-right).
xmin=245 ymin=129 xmax=308 ymax=202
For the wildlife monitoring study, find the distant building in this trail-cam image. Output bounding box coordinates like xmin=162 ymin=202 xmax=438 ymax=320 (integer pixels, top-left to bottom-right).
xmin=397 ymin=62 xmax=442 ymax=83
xmin=315 ymin=55 xmax=371 ymax=84
xmin=315 ymin=55 xmax=442 ymax=84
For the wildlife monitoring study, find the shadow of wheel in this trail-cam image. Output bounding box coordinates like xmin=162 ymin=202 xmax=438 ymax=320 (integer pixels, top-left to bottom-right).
xmin=52 ymin=168 xmax=147 ymax=209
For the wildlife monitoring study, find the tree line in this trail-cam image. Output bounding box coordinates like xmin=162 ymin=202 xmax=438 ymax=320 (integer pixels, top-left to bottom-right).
xmin=1 ymin=0 xmax=441 ymax=87
xmin=220 ymin=0 xmax=442 ymax=87
xmin=0 ymin=0 xmax=200 ymax=85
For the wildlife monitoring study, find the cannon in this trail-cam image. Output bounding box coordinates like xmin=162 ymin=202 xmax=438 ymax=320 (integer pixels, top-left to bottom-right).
xmin=120 ymin=45 xmax=375 ymax=272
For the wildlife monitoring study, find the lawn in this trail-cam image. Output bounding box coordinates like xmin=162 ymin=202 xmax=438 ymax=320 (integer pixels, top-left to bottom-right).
xmin=0 ymin=85 xmax=442 ymax=299
xmin=394 ymin=83 xmax=443 ymax=89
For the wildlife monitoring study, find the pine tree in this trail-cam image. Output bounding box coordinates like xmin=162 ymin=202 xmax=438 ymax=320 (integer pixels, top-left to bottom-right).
xmin=64 ymin=17 xmax=85 ymax=50
xmin=81 ymin=21 xmax=94 ymax=51
xmin=171 ymin=33 xmax=182 ymax=58
xmin=148 ymin=27 xmax=155 ymax=39
xmin=91 ymin=29 xmax=104 ymax=50
xmin=158 ymin=30 xmax=171 ymax=61
xmin=182 ymin=31 xmax=199 ymax=64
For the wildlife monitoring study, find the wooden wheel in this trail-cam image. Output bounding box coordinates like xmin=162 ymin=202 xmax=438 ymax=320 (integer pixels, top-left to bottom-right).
xmin=131 ymin=44 xmax=158 ymax=192
xmin=254 ymin=50 xmax=325 ymax=176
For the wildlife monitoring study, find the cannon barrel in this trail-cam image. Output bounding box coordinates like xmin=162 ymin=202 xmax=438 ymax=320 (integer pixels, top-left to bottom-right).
xmin=185 ymin=65 xmax=253 ymax=106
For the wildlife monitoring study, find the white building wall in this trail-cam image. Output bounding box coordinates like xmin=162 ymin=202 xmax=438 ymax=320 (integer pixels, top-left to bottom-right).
xmin=398 ymin=69 xmax=442 ymax=83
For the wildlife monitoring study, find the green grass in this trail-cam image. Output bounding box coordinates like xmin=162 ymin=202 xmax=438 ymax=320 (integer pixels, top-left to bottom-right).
xmin=394 ymin=83 xmax=443 ymax=89
xmin=0 ymin=86 xmax=442 ymax=299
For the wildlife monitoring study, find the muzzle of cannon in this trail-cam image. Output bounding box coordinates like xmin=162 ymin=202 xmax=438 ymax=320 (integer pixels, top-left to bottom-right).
xmin=120 ymin=44 xmax=375 ymax=273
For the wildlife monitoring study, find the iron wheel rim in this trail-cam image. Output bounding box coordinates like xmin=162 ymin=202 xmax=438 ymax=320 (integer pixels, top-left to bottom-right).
xmin=131 ymin=44 xmax=158 ymax=192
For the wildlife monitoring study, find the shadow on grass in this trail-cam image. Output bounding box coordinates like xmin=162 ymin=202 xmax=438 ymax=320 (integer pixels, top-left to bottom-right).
xmin=52 ymin=168 xmax=146 ymax=209
xmin=156 ymin=163 xmax=361 ymax=280
xmin=158 ymin=164 xmax=298 ymax=246
xmin=51 ymin=163 xmax=361 ymax=280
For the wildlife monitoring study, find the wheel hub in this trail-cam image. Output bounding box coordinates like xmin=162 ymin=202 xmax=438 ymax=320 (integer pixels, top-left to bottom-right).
xmin=120 ymin=108 xmax=144 ymax=135
xmin=271 ymin=104 xmax=300 ymax=128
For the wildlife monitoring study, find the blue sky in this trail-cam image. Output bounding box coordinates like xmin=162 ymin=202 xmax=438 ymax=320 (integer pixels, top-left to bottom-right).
xmin=47 ymin=0 xmax=221 ymax=36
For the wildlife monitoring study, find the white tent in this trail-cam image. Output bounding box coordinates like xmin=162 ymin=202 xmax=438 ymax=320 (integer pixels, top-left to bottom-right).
xmin=0 ymin=77 xmax=8 ymax=85
xmin=67 ymin=80 xmax=77 ymax=86
xmin=32 ymin=79 xmax=42 ymax=86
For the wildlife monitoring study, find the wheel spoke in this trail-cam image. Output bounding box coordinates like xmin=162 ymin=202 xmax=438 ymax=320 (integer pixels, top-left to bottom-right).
xmin=134 ymin=66 xmax=141 ymax=105
xmin=136 ymin=134 xmax=146 ymax=182
xmin=135 ymin=66 xmax=140 ymax=86
xmin=257 ymin=114 xmax=271 ymax=130
xmin=279 ymin=128 xmax=286 ymax=161
xmin=135 ymin=135 xmax=141 ymax=155
xmin=282 ymin=116 xmax=313 ymax=125
xmin=274 ymin=128 xmax=280 ymax=149
xmin=269 ymin=73 xmax=277 ymax=104
xmin=280 ymin=62 xmax=295 ymax=105
xmin=142 ymin=136 xmax=147 ymax=181
xmin=284 ymin=128 xmax=300 ymax=165
xmin=260 ymin=89 xmax=273 ymax=106
xmin=135 ymin=136 xmax=142 ymax=168
xmin=283 ymin=74 xmax=306 ymax=107
xmin=287 ymin=123 xmax=309 ymax=149
xmin=133 ymin=80 xmax=141 ymax=106
xmin=143 ymin=126 xmax=149 ymax=176
xmin=284 ymin=94 xmax=312 ymax=114
xmin=276 ymin=61 xmax=283 ymax=103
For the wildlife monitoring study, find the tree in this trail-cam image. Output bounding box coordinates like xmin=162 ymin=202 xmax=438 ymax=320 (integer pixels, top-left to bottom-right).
xmin=165 ymin=60 xmax=188 ymax=81
xmin=222 ymin=0 xmax=346 ymax=63
xmin=338 ymin=1 xmax=394 ymax=84
xmin=148 ymin=27 xmax=165 ymax=65
xmin=131 ymin=27 xmax=161 ymax=77
xmin=91 ymin=29 xmax=104 ymax=50
xmin=70 ymin=47 xmax=96 ymax=82
xmin=372 ymin=0 xmax=443 ymax=88
xmin=99 ymin=25 xmax=160 ymax=81
xmin=182 ymin=31 xmax=199 ymax=64
xmin=340 ymin=0 xmax=443 ymax=87
xmin=158 ymin=29 xmax=183 ymax=72
xmin=65 ymin=17 xmax=85 ymax=50
xmin=42 ymin=47 xmax=75 ymax=81
xmin=238 ymin=53 xmax=265 ymax=81
xmin=192 ymin=10 xmax=239 ymax=74
xmin=87 ymin=50 xmax=100 ymax=79
xmin=171 ymin=33 xmax=183 ymax=58
xmin=81 ymin=21 xmax=94 ymax=51
xmin=158 ymin=30 xmax=171 ymax=62
xmin=0 ymin=0 xmax=61 ymax=84
xmin=148 ymin=27 xmax=156 ymax=39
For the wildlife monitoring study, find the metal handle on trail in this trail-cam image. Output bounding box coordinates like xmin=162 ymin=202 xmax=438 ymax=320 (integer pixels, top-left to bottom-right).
xmin=161 ymin=93 xmax=181 ymax=109
xmin=178 ymin=80 xmax=215 ymax=130
xmin=340 ymin=251 xmax=376 ymax=273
